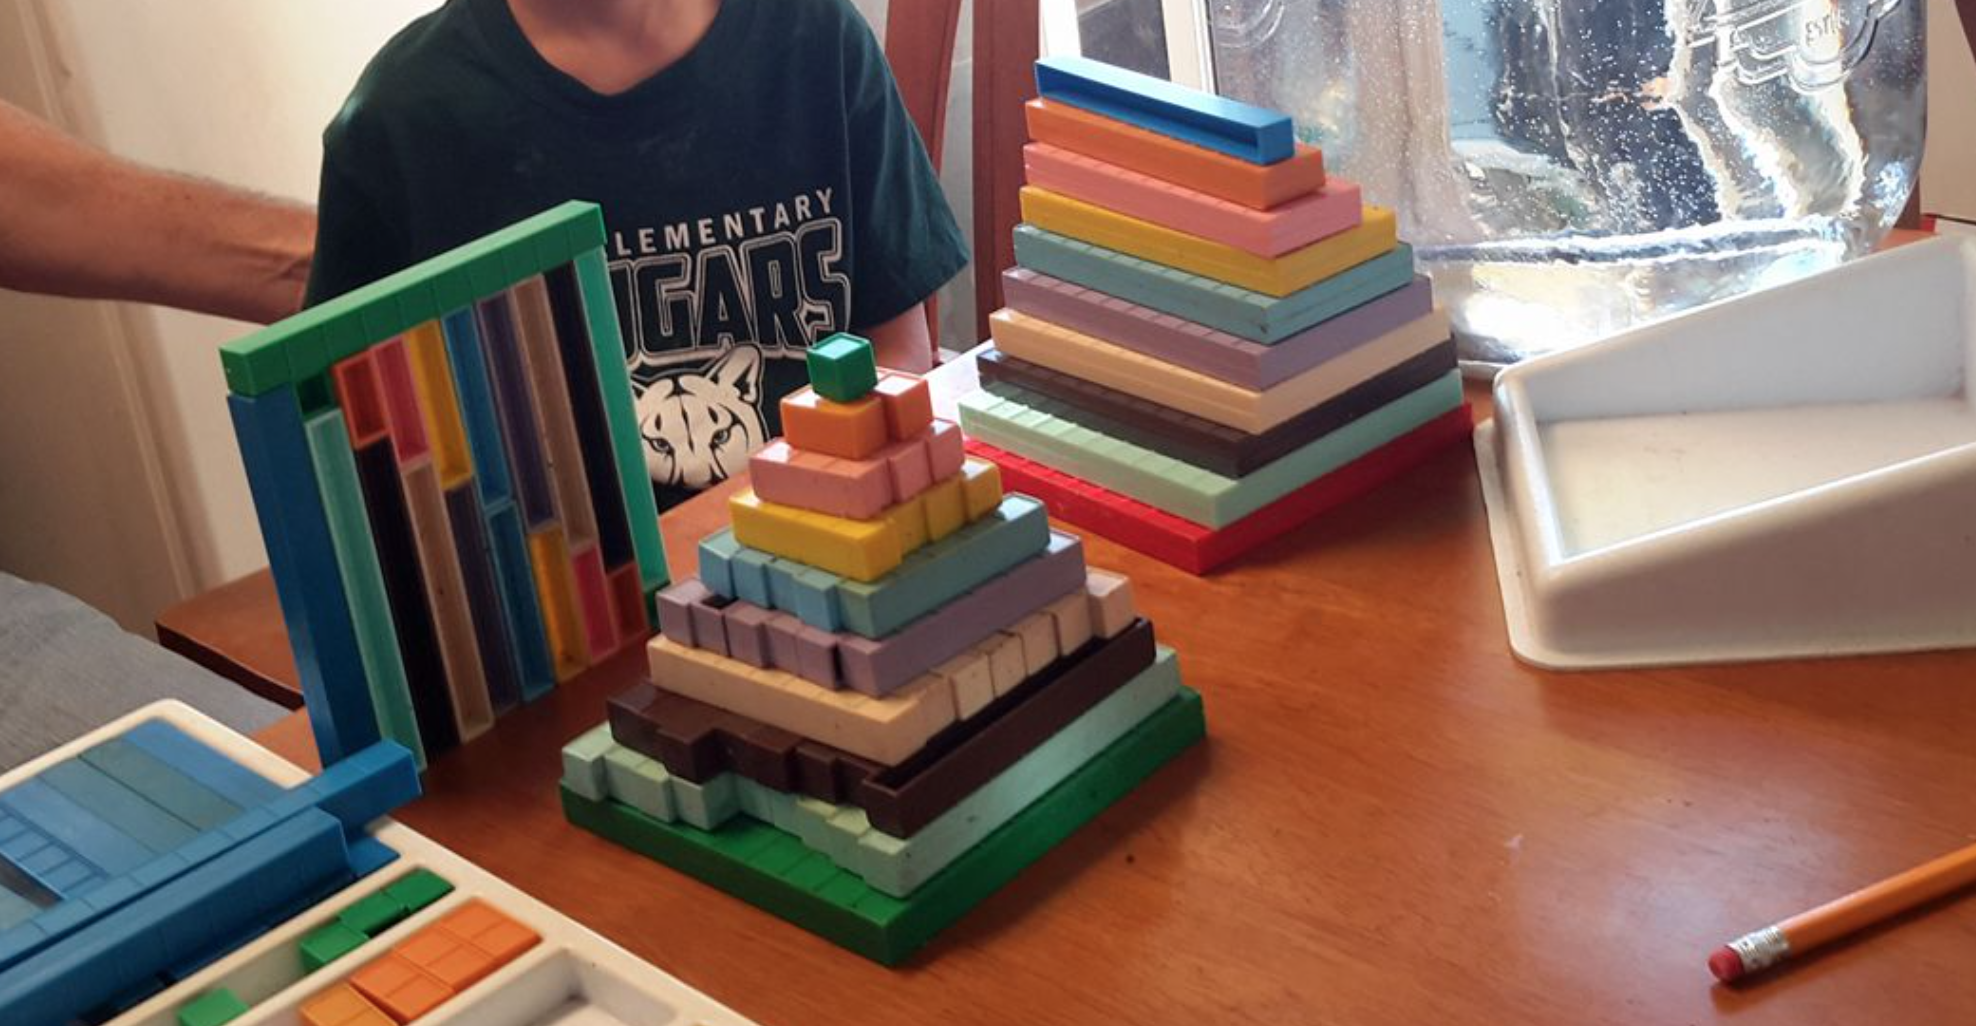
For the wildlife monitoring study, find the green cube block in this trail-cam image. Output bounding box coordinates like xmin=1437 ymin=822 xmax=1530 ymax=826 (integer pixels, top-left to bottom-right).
xmin=177 ymin=987 xmax=250 ymax=1026
xmin=338 ymin=891 xmax=410 ymax=937
xmin=298 ymin=920 xmax=370 ymax=972
xmin=383 ymin=867 xmax=455 ymax=913
xmin=806 ymin=333 xmax=879 ymax=403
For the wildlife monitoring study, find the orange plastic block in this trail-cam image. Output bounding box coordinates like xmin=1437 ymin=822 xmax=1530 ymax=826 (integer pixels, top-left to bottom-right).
xmin=780 ymin=387 xmax=889 ymax=459
xmin=607 ymin=561 xmax=650 ymax=650
xmin=331 ymin=352 xmax=390 ymax=449
xmin=349 ymin=951 xmax=453 ymax=1023
xmin=528 ymin=525 xmax=589 ymax=681
xmin=1025 ymin=97 xmax=1325 ymax=210
xmin=394 ymin=898 xmax=540 ymax=993
xmin=300 ymin=983 xmax=396 ymax=1026
xmin=872 ymin=372 xmax=934 ymax=441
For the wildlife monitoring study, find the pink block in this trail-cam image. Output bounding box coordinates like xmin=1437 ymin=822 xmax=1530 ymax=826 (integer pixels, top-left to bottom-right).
xmin=750 ymin=439 xmax=894 ymax=520
xmin=873 ymin=373 xmax=934 ymax=442
xmin=925 ymin=419 xmax=965 ymax=480
xmin=885 ymin=440 xmax=934 ymax=499
xmin=571 ymin=544 xmax=617 ymax=663
xmin=1023 ymin=142 xmax=1363 ymax=257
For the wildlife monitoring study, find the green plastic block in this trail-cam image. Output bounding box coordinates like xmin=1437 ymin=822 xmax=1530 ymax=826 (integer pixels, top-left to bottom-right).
xmin=562 ymin=686 xmax=1207 ymax=965
xmin=176 ymin=987 xmax=250 ymax=1026
xmin=382 ymin=868 xmax=455 ymax=913
xmin=958 ymin=372 xmax=1464 ymax=527
xmin=561 ymin=723 xmax=616 ymax=801
xmin=805 ymin=333 xmax=879 ymax=403
xmin=298 ymin=920 xmax=370 ymax=972
xmin=574 ymin=247 xmax=670 ymax=593
xmin=339 ymin=890 xmax=410 ymax=937
xmin=603 ymin=746 xmax=675 ymax=821
xmin=304 ymin=409 xmax=426 ymax=769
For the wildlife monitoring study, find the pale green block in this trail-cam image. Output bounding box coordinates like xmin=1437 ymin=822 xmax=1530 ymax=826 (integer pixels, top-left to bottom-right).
xmin=603 ymin=747 xmax=675 ymax=821
xmin=792 ymin=796 xmax=845 ymax=855
xmin=736 ymin=776 xmax=778 ymax=821
xmin=574 ymin=247 xmax=670 ymax=592
xmin=958 ymin=372 xmax=1463 ymax=528
xmin=825 ymin=807 xmax=872 ymax=867
xmin=303 ymin=409 xmax=426 ymax=770
xmin=559 ymin=724 xmax=615 ymax=801
xmin=670 ymin=771 xmax=740 ymax=829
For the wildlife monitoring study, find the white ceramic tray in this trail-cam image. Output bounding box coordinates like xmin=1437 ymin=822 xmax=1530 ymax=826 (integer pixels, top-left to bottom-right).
xmin=0 ymin=701 xmax=757 ymax=1026
xmin=1476 ymin=237 xmax=1976 ymax=669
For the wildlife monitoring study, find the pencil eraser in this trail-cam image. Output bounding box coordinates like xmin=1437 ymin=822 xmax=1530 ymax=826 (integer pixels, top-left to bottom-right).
xmin=1707 ymin=945 xmax=1745 ymax=982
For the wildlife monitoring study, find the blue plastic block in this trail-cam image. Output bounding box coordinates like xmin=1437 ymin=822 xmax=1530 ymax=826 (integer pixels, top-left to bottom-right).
xmin=1012 ymin=225 xmax=1416 ymax=344
xmin=0 ymin=809 xmax=349 ymax=1026
xmin=730 ymin=547 xmax=772 ymax=608
xmin=122 ymin=722 xmax=282 ymax=810
xmin=836 ymin=496 xmax=1054 ymax=637
xmin=0 ymin=780 xmax=148 ymax=876
xmin=1034 ymin=54 xmax=1294 ymax=164
xmin=345 ymin=837 xmax=400 ymax=878
xmin=697 ymin=531 xmax=740 ymax=597
xmin=485 ymin=499 xmax=557 ymax=701
xmin=260 ymin=742 xmax=420 ymax=837
xmin=38 ymin=761 xmax=198 ymax=854
xmin=80 ymin=741 xmax=240 ymax=833
xmin=228 ymin=387 xmax=384 ymax=765
xmin=788 ymin=566 xmax=843 ymax=632
xmin=439 ymin=309 xmax=515 ymax=510
xmin=764 ymin=560 xmax=804 ymax=621
xmin=0 ymin=889 xmax=35 ymax=932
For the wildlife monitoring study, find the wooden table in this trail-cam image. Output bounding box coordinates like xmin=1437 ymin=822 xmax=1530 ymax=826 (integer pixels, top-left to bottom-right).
xmin=242 ymin=380 xmax=1976 ymax=1025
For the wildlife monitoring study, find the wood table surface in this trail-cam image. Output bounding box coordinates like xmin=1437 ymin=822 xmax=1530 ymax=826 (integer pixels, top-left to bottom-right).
xmin=247 ymin=380 xmax=1976 ymax=1025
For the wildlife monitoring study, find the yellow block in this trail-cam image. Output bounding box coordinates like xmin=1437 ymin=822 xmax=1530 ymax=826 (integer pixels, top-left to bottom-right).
xmin=647 ymin=636 xmax=955 ymax=764
xmin=960 ymin=458 xmax=1004 ymax=520
xmin=528 ymin=525 xmax=588 ymax=681
xmin=731 ymin=489 xmax=904 ymax=582
xmin=1020 ymin=186 xmax=1398 ymax=297
xmin=989 ymin=306 xmax=1451 ymax=433
xmin=403 ymin=322 xmax=473 ymax=489
xmin=921 ymin=474 xmax=966 ymax=541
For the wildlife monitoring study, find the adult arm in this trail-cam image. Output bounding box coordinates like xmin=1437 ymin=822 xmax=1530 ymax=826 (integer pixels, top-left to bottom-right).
xmin=867 ymin=302 xmax=936 ymax=374
xmin=0 ymin=101 xmax=314 ymax=325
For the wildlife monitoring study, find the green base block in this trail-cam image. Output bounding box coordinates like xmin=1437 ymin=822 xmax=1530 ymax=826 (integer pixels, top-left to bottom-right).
xmin=562 ymin=687 xmax=1205 ymax=965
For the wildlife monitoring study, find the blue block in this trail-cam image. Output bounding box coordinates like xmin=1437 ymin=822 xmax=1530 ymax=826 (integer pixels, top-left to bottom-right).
xmin=80 ymin=740 xmax=240 ymax=832
xmin=787 ymin=565 xmax=844 ymax=632
xmin=697 ymin=531 xmax=740 ymax=597
xmin=729 ymin=547 xmax=772 ymax=607
xmin=1034 ymin=54 xmax=1294 ymax=164
xmin=0 ymin=780 xmax=147 ymax=876
xmin=260 ymin=742 xmax=419 ymax=836
xmin=228 ymin=387 xmax=385 ymax=765
xmin=0 ymin=809 xmax=349 ymax=1026
xmin=1013 ymin=225 xmax=1417 ymax=344
xmin=439 ymin=309 xmax=515 ymax=510
xmin=765 ymin=558 xmax=801 ymax=615
xmin=0 ymin=889 xmax=35 ymax=932
xmin=39 ymin=761 xmax=198 ymax=854
xmin=486 ymin=499 xmax=557 ymax=701
xmin=121 ymin=722 xmax=282 ymax=810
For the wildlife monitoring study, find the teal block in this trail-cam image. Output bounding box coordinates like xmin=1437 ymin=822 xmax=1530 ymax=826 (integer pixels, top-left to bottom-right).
xmin=729 ymin=548 xmax=772 ymax=607
xmin=958 ymin=372 xmax=1465 ymax=528
xmin=697 ymin=531 xmax=740 ymax=596
xmin=602 ymin=748 xmax=675 ymax=822
xmin=38 ymin=761 xmax=197 ymax=854
xmin=559 ymin=725 xmax=614 ymax=802
xmin=1012 ymin=224 xmax=1416 ymax=344
xmin=574 ymin=247 xmax=670 ymax=592
xmin=805 ymin=333 xmax=879 ymax=403
xmin=77 ymin=741 xmax=239 ymax=833
xmin=303 ymin=409 xmax=426 ymax=769
xmin=485 ymin=499 xmax=556 ymax=701
xmin=835 ymin=495 xmax=1052 ymax=637
xmin=670 ymin=773 xmax=740 ymax=830
xmin=765 ymin=557 xmax=802 ymax=613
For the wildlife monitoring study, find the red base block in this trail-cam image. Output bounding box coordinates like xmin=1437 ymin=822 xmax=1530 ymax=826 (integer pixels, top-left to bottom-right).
xmin=966 ymin=405 xmax=1474 ymax=574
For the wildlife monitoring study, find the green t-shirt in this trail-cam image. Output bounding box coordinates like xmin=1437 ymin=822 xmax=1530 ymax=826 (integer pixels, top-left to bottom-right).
xmin=306 ymin=0 xmax=968 ymax=510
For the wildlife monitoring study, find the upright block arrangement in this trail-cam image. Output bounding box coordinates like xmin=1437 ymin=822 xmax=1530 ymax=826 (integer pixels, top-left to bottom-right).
xmin=221 ymin=203 xmax=670 ymax=768
xmin=560 ymin=337 xmax=1206 ymax=965
xmin=960 ymin=56 xmax=1475 ymax=574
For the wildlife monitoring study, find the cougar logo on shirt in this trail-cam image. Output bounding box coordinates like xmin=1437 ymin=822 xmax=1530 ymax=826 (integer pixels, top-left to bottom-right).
xmin=633 ymin=345 xmax=768 ymax=490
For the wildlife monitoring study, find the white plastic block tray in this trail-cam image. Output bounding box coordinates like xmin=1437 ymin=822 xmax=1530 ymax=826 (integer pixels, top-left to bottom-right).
xmin=0 ymin=701 xmax=756 ymax=1026
xmin=1476 ymin=237 xmax=1976 ymax=668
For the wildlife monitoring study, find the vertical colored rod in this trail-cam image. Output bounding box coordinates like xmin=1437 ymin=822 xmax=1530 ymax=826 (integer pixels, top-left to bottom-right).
xmin=398 ymin=460 xmax=496 ymax=741
xmin=510 ymin=276 xmax=601 ymax=549
xmin=476 ymin=293 xmax=559 ymax=529
xmin=543 ymin=263 xmax=634 ymax=569
xmin=486 ymin=499 xmax=558 ymax=700
xmin=573 ymin=248 xmax=670 ymax=592
xmin=444 ymin=484 xmax=523 ymax=713
xmin=402 ymin=322 xmax=475 ymax=490
xmin=569 ymin=544 xmax=616 ymax=662
xmin=226 ymin=387 xmax=381 ymax=765
xmin=438 ymin=310 xmax=515 ymax=511
xmin=527 ymin=525 xmax=587 ymax=681
xmin=303 ymin=408 xmax=427 ymax=769
xmin=352 ymin=440 xmax=461 ymax=756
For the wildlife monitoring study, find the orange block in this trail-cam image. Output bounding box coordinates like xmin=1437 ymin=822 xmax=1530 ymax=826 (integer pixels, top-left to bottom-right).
xmin=1025 ymin=98 xmax=1325 ymax=210
xmin=528 ymin=525 xmax=588 ymax=681
xmin=435 ymin=898 xmax=542 ymax=965
xmin=780 ymin=386 xmax=889 ymax=459
xmin=300 ymin=983 xmax=397 ymax=1026
xmin=394 ymin=898 xmax=540 ymax=992
xmin=872 ymin=372 xmax=933 ymax=442
xmin=349 ymin=952 xmax=453 ymax=1023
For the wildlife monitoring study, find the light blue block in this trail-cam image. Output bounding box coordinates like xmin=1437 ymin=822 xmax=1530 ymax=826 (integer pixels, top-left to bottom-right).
xmin=0 ymin=780 xmax=149 ymax=876
xmin=1035 ymin=55 xmax=1293 ymax=164
xmin=729 ymin=548 xmax=772 ymax=607
xmin=122 ymin=722 xmax=282 ymax=810
xmin=1013 ymin=225 xmax=1416 ymax=344
xmin=0 ymin=889 xmax=36 ymax=932
xmin=788 ymin=566 xmax=843 ymax=631
xmin=486 ymin=499 xmax=557 ymax=701
xmin=960 ymin=373 xmax=1465 ymax=528
xmin=80 ymin=740 xmax=240 ymax=833
xmin=697 ymin=531 xmax=740 ymax=596
xmin=835 ymin=495 xmax=1053 ymax=637
xmin=439 ymin=309 xmax=515 ymax=510
xmin=765 ymin=557 xmax=802 ymax=613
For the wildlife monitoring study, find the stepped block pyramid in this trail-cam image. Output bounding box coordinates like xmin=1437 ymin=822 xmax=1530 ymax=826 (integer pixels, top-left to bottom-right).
xmin=561 ymin=336 xmax=1206 ymax=965
xmin=960 ymin=56 xmax=1475 ymax=574
xmin=220 ymin=202 xmax=669 ymax=770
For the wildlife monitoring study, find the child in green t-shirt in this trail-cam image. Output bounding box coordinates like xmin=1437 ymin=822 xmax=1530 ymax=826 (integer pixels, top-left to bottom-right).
xmin=307 ymin=0 xmax=969 ymax=511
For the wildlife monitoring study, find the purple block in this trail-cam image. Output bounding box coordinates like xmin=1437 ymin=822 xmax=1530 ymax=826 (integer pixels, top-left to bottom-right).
xmin=1001 ymin=268 xmax=1434 ymax=390
xmin=836 ymin=532 xmax=1087 ymax=697
xmin=688 ymin=595 xmax=730 ymax=658
xmin=794 ymin=625 xmax=841 ymax=689
xmin=765 ymin=612 xmax=805 ymax=674
xmin=656 ymin=579 xmax=709 ymax=648
xmin=725 ymin=603 xmax=774 ymax=668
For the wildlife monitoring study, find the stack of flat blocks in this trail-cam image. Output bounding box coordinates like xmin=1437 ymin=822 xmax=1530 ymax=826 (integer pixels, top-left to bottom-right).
xmin=220 ymin=202 xmax=671 ymax=770
xmin=959 ymin=56 xmax=1475 ymax=574
xmin=560 ymin=336 xmax=1206 ymax=965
